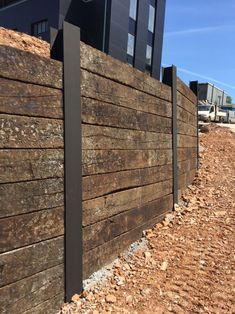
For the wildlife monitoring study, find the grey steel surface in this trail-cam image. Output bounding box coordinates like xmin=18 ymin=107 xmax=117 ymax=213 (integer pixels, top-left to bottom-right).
xmin=51 ymin=21 xmax=83 ymax=301
xmin=63 ymin=21 xmax=83 ymax=301
xmin=162 ymin=65 xmax=178 ymax=205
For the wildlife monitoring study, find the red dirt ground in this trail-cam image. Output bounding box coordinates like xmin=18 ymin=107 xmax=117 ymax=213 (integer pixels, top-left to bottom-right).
xmin=60 ymin=125 xmax=235 ymax=314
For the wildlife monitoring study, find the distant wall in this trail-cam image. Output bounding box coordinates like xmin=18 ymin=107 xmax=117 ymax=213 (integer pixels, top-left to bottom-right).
xmin=0 ymin=41 xmax=198 ymax=313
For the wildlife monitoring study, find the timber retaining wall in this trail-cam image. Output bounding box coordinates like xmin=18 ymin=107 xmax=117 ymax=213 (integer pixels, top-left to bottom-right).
xmin=0 ymin=42 xmax=197 ymax=313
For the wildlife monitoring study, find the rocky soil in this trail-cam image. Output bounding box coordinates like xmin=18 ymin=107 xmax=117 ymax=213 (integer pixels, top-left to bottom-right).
xmin=59 ymin=125 xmax=235 ymax=314
xmin=0 ymin=27 xmax=49 ymax=57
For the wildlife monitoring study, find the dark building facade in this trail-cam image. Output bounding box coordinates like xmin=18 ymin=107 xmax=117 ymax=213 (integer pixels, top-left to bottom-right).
xmin=0 ymin=0 xmax=166 ymax=79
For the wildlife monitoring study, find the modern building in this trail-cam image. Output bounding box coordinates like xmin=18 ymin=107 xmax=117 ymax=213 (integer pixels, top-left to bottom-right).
xmin=198 ymin=83 xmax=229 ymax=107
xmin=0 ymin=0 xmax=166 ymax=79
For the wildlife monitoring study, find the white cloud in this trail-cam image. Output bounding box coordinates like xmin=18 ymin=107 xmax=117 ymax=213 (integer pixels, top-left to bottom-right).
xmin=163 ymin=64 xmax=235 ymax=90
xmin=165 ymin=24 xmax=235 ymax=37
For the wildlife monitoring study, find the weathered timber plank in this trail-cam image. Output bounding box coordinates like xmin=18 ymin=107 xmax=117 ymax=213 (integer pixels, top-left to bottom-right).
xmin=83 ymin=164 xmax=172 ymax=200
xmin=178 ymin=158 xmax=197 ymax=176
xmin=83 ymin=179 xmax=173 ymax=226
xmin=80 ymin=42 xmax=171 ymax=101
xmin=178 ymin=168 xmax=196 ymax=190
xmin=177 ymin=77 xmax=197 ymax=104
xmin=0 ymin=236 xmax=63 ymax=287
xmin=177 ymin=120 xmax=197 ymax=137
xmin=0 ymin=207 xmax=64 ymax=253
xmin=0 ymin=45 xmax=62 ymax=88
xmin=0 ymin=264 xmax=63 ymax=314
xmin=81 ymin=70 xmax=172 ymax=117
xmin=177 ymin=147 xmax=197 ymax=162
xmin=83 ymin=194 xmax=173 ymax=252
xmin=22 ymin=293 xmax=64 ymax=314
xmin=0 ymin=149 xmax=64 ymax=183
xmin=0 ymin=78 xmax=63 ymax=118
xmin=177 ymin=134 xmax=198 ymax=148
xmin=177 ymin=105 xmax=197 ymax=126
xmin=83 ymin=124 xmax=172 ymax=150
xmin=0 ymin=114 xmax=63 ymax=148
xmin=0 ymin=178 xmax=64 ymax=218
xmin=82 ymin=149 xmax=172 ymax=176
xmin=177 ymin=92 xmax=197 ymax=117
xmin=82 ymin=97 xmax=172 ymax=133
xmin=83 ymin=209 xmax=171 ymax=278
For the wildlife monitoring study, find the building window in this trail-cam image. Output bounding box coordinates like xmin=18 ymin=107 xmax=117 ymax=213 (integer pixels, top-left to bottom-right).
xmin=127 ymin=33 xmax=135 ymax=57
xmin=127 ymin=0 xmax=138 ymax=66
xmin=129 ymin=0 xmax=137 ymax=21
xmin=148 ymin=5 xmax=155 ymax=33
xmin=32 ymin=20 xmax=48 ymax=37
xmin=145 ymin=44 xmax=152 ymax=73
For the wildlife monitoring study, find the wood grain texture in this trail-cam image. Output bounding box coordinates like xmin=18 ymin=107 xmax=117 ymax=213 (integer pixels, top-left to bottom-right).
xmin=0 ymin=114 xmax=63 ymax=148
xmin=81 ymin=70 xmax=172 ymax=117
xmin=83 ymin=179 xmax=172 ymax=226
xmin=177 ymin=120 xmax=197 ymax=137
xmin=0 ymin=78 xmax=63 ymax=118
xmin=178 ymin=168 xmax=197 ymax=190
xmin=178 ymin=158 xmax=197 ymax=176
xmin=82 ymin=97 xmax=172 ymax=133
xmin=83 ymin=164 xmax=172 ymax=200
xmin=177 ymin=147 xmax=197 ymax=162
xmin=0 ymin=149 xmax=64 ymax=183
xmin=0 ymin=178 xmax=64 ymax=218
xmin=83 ymin=194 xmax=173 ymax=251
xmin=83 ymin=124 xmax=172 ymax=150
xmin=177 ymin=134 xmax=198 ymax=148
xmin=83 ymin=210 xmax=171 ymax=278
xmin=177 ymin=105 xmax=197 ymax=125
xmin=177 ymin=92 xmax=197 ymax=118
xmin=0 ymin=45 xmax=62 ymax=88
xmin=80 ymin=42 xmax=171 ymax=101
xmin=177 ymin=77 xmax=197 ymax=104
xmin=0 ymin=236 xmax=64 ymax=287
xmin=0 ymin=264 xmax=63 ymax=314
xmin=0 ymin=207 xmax=64 ymax=253
xmin=22 ymin=293 xmax=64 ymax=314
xmin=82 ymin=149 xmax=172 ymax=176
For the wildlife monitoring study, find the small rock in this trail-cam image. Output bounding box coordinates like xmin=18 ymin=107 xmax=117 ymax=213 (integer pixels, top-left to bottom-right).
xmin=214 ymin=210 xmax=226 ymax=217
xmin=144 ymin=251 xmax=152 ymax=263
xmin=160 ymin=261 xmax=168 ymax=271
xmin=174 ymin=204 xmax=182 ymax=212
xmin=115 ymin=276 xmax=125 ymax=286
xmin=140 ymin=288 xmax=151 ymax=296
xmin=200 ymin=125 xmax=209 ymax=133
xmin=125 ymin=295 xmax=133 ymax=304
xmin=71 ymin=294 xmax=81 ymax=302
xmin=106 ymin=294 xmax=117 ymax=303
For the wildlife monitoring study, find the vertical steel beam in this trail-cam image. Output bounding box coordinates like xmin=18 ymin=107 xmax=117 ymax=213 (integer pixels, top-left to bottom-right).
xmin=162 ymin=66 xmax=178 ymax=205
xmin=51 ymin=21 xmax=83 ymax=302
xmin=63 ymin=21 xmax=83 ymax=302
xmin=190 ymin=81 xmax=199 ymax=170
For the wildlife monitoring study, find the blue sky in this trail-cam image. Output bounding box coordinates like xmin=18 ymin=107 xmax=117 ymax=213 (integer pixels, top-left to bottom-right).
xmin=162 ymin=0 xmax=235 ymax=101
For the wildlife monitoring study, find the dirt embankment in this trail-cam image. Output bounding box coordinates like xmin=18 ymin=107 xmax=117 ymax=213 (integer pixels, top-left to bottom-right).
xmin=0 ymin=27 xmax=50 ymax=57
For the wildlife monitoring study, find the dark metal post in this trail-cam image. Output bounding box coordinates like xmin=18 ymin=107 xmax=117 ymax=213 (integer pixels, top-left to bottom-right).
xmin=189 ymin=81 xmax=199 ymax=170
xmin=162 ymin=65 xmax=178 ymax=205
xmin=51 ymin=21 xmax=83 ymax=302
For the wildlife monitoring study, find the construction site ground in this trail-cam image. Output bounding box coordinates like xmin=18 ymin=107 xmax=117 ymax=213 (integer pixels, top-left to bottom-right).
xmin=60 ymin=125 xmax=235 ymax=314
